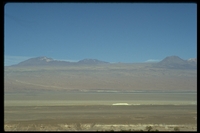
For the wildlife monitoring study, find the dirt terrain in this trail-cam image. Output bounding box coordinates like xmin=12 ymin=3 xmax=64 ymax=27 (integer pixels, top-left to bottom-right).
xmin=4 ymin=105 xmax=197 ymax=131
xmin=4 ymin=82 xmax=197 ymax=131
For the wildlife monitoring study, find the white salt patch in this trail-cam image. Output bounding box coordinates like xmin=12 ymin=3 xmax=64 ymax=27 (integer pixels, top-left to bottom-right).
xmin=112 ymin=103 xmax=130 ymax=105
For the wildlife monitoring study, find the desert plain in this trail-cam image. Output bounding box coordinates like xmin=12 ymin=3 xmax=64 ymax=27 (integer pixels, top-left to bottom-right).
xmin=4 ymin=61 xmax=197 ymax=131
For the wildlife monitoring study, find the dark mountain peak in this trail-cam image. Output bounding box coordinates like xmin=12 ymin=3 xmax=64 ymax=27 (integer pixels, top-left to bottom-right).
xmin=155 ymin=55 xmax=196 ymax=69
xmin=160 ymin=55 xmax=185 ymax=64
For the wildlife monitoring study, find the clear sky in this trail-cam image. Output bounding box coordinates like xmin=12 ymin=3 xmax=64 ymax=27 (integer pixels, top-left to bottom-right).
xmin=4 ymin=3 xmax=197 ymax=66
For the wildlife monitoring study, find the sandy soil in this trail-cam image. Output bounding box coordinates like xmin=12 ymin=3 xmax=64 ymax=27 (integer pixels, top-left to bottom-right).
xmin=4 ymin=105 xmax=197 ymax=131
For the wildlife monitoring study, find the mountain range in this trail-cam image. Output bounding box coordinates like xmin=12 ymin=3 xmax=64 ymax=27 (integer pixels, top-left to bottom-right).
xmin=11 ymin=56 xmax=109 ymax=66
xmin=9 ymin=55 xmax=196 ymax=69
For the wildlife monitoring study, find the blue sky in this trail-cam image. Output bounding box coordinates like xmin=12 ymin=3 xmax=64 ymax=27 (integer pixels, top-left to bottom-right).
xmin=4 ymin=3 xmax=197 ymax=66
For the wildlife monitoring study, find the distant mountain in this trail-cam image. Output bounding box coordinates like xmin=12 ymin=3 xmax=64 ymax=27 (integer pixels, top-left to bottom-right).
xmin=10 ymin=56 xmax=109 ymax=67
xmin=154 ymin=56 xmax=197 ymax=69
xmin=11 ymin=56 xmax=72 ymax=66
xmin=77 ymin=59 xmax=109 ymax=65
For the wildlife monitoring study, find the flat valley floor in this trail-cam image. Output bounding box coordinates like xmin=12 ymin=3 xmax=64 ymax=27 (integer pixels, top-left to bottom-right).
xmin=4 ymin=92 xmax=197 ymax=131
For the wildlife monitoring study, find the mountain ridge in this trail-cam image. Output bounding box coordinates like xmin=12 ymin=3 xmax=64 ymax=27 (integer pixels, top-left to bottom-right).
xmin=11 ymin=56 xmax=109 ymax=67
xmin=9 ymin=55 xmax=197 ymax=69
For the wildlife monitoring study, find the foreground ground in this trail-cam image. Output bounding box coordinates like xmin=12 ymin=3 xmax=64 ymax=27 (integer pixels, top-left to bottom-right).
xmin=4 ymin=105 xmax=197 ymax=131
